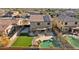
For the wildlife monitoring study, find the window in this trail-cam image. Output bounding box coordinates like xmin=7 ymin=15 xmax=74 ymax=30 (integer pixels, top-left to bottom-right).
xmin=37 ymin=22 xmax=40 ymax=25
xmin=47 ymin=22 xmax=50 ymax=25
xmin=65 ymin=29 xmax=68 ymax=30
xmin=75 ymin=22 xmax=77 ymax=25
xmin=65 ymin=22 xmax=68 ymax=25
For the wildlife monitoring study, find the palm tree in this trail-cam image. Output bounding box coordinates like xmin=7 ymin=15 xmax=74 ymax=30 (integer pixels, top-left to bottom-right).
xmin=52 ymin=16 xmax=64 ymax=30
xmin=52 ymin=16 xmax=65 ymax=48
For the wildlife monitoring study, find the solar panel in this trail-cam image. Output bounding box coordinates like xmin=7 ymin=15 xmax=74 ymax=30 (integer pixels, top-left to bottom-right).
xmin=43 ymin=15 xmax=50 ymax=22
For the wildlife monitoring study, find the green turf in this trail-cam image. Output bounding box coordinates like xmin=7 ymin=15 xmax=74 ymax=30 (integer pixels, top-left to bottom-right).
xmin=67 ymin=36 xmax=79 ymax=48
xmin=12 ymin=36 xmax=33 ymax=48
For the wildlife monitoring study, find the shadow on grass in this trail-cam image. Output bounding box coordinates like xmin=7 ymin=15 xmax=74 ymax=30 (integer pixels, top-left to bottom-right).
xmin=20 ymin=33 xmax=34 ymax=37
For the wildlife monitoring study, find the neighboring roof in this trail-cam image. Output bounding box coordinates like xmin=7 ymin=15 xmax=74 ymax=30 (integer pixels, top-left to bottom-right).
xmin=28 ymin=11 xmax=41 ymax=15
xmin=29 ymin=15 xmax=52 ymax=22
xmin=58 ymin=15 xmax=79 ymax=22
xmin=0 ymin=19 xmax=18 ymax=32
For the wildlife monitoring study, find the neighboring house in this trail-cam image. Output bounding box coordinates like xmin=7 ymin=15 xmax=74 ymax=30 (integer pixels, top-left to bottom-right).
xmin=2 ymin=11 xmax=21 ymax=18
xmin=17 ymin=18 xmax=31 ymax=33
xmin=3 ymin=11 xmax=13 ymax=17
xmin=29 ymin=14 xmax=52 ymax=35
xmin=63 ymin=10 xmax=76 ymax=17
xmin=58 ymin=15 xmax=79 ymax=33
xmin=58 ymin=9 xmax=76 ymax=17
xmin=0 ymin=19 xmax=19 ymax=36
xmin=17 ymin=18 xmax=30 ymax=26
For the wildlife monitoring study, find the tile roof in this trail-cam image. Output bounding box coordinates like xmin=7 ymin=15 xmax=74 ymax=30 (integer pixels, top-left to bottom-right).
xmin=0 ymin=19 xmax=18 ymax=32
xmin=29 ymin=15 xmax=52 ymax=22
xmin=58 ymin=15 xmax=79 ymax=22
xmin=29 ymin=15 xmax=44 ymax=22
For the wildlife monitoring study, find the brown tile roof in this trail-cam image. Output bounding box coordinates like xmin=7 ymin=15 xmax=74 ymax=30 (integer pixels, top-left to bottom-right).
xmin=0 ymin=19 xmax=18 ymax=32
xmin=29 ymin=15 xmax=44 ymax=22
xmin=29 ymin=15 xmax=52 ymax=22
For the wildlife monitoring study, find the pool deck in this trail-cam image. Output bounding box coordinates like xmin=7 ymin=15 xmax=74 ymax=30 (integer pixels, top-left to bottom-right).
xmin=35 ymin=35 xmax=52 ymax=41
xmin=32 ymin=35 xmax=52 ymax=46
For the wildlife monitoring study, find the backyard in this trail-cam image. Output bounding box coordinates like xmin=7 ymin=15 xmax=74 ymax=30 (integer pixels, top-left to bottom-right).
xmin=66 ymin=35 xmax=79 ymax=49
xmin=11 ymin=33 xmax=33 ymax=48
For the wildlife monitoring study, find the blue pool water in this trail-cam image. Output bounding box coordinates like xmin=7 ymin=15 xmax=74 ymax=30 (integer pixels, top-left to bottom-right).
xmin=40 ymin=38 xmax=62 ymax=48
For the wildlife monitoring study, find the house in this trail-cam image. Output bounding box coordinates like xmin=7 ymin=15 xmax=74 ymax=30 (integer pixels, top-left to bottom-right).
xmin=61 ymin=10 xmax=76 ymax=17
xmin=2 ymin=11 xmax=21 ymax=18
xmin=58 ymin=15 xmax=79 ymax=33
xmin=29 ymin=14 xmax=52 ymax=35
xmin=0 ymin=19 xmax=19 ymax=36
xmin=0 ymin=14 xmax=52 ymax=36
xmin=3 ymin=11 xmax=13 ymax=17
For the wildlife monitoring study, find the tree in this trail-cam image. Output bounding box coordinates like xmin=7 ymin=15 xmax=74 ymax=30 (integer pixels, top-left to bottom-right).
xmin=52 ymin=16 xmax=64 ymax=30
xmin=0 ymin=34 xmax=10 ymax=47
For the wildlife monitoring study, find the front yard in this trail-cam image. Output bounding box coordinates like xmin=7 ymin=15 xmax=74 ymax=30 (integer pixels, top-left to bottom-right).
xmin=11 ymin=33 xmax=33 ymax=48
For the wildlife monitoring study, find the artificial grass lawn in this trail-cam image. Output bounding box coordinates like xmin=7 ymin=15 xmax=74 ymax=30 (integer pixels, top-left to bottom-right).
xmin=12 ymin=36 xmax=33 ymax=48
xmin=67 ymin=36 xmax=79 ymax=48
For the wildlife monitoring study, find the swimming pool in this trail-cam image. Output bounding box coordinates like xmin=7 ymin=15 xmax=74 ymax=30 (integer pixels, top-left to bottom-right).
xmin=39 ymin=38 xmax=62 ymax=48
